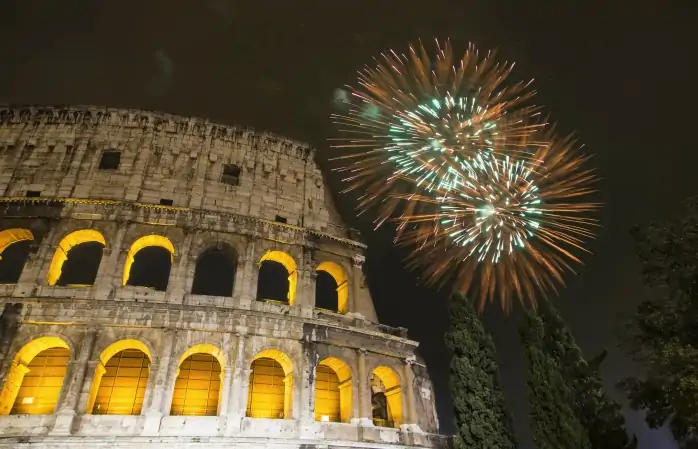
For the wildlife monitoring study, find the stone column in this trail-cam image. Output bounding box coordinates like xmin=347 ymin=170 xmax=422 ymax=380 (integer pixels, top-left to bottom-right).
xmin=94 ymin=222 xmax=127 ymax=294
xmin=355 ymin=349 xmax=373 ymax=426
xmin=50 ymin=326 xmax=98 ymax=435
xmin=0 ymin=359 xmax=30 ymax=414
xmin=16 ymin=225 xmax=61 ymax=290
xmin=284 ymin=373 xmax=295 ymax=419
xmin=224 ymin=332 xmax=247 ymax=436
xmin=141 ymin=329 xmax=175 ymax=436
xmin=350 ymin=254 xmax=378 ymax=322
xmin=217 ymin=333 xmax=233 ymax=416
xmin=0 ymin=304 xmax=22 ymax=367
xmin=238 ymin=241 xmax=258 ymax=307
xmin=159 ymin=359 xmax=181 ymax=417
xmin=166 ymin=232 xmax=193 ymax=303
xmin=403 ymin=360 xmax=418 ymax=424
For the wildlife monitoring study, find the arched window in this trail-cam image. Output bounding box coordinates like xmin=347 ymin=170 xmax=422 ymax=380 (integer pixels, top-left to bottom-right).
xmin=315 ymin=357 xmax=352 ymax=423
xmin=123 ymin=235 xmax=174 ymax=291
xmin=47 ymin=229 xmax=106 ymax=286
xmin=246 ymin=349 xmax=294 ymax=419
xmin=0 ymin=228 xmax=34 ymax=284
xmin=315 ymin=261 xmax=349 ymax=313
xmin=191 ymin=245 xmax=237 ymax=297
xmin=371 ymin=366 xmax=403 ymax=428
xmin=256 ymin=251 xmax=297 ymax=305
xmin=0 ymin=336 xmax=70 ymax=415
xmin=87 ymin=340 xmax=151 ymax=416
xmin=171 ymin=344 xmax=224 ymax=416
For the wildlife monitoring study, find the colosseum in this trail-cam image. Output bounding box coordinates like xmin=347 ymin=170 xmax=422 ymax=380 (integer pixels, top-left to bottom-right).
xmin=0 ymin=105 xmax=447 ymax=448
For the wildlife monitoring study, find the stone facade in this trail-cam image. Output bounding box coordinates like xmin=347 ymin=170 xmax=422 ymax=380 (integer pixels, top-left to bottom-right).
xmin=0 ymin=106 xmax=447 ymax=448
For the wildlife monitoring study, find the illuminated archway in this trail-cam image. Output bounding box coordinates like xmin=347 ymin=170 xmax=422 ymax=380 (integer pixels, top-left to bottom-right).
xmin=86 ymin=339 xmax=151 ymax=415
xmin=0 ymin=336 xmax=70 ymax=415
xmin=122 ymin=235 xmax=175 ymax=291
xmin=0 ymin=228 xmax=34 ymax=284
xmin=371 ymin=366 xmax=402 ymax=428
xmin=315 ymin=357 xmax=352 ymax=423
xmin=315 ymin=261 xmax=349 ymax=314
xmin=170 ymin=344 xmax=225 ymax=416
xmin=47 ymin=229 xmax=106 ymax=286
xmin=246 ymin=349 xmax=294 ymax=419
xmin=257 ymin=250 xmax=297 ymax=305
xmin=191 ymin=245 xmax=237 ymax=297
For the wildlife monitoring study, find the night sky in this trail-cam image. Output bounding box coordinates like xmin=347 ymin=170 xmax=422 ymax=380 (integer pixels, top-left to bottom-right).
xmin=1 ymin=1 xmax=696 ymax=448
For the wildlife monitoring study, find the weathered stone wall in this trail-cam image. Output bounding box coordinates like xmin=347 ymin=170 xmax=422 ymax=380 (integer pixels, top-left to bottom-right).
xmin=0 ymin=105 xmax=347 ymax=235
xmin=0 ymin=106 xmax=445 ymax=448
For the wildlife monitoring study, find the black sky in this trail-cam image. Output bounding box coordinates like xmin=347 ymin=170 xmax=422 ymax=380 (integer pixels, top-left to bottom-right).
xmin=1 ymin=1 xmax=696 ymax=448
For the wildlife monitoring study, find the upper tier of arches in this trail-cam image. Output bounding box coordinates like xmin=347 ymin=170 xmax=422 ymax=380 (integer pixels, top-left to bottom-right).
xmin=0 ymin=226 xmax=356 ymax=314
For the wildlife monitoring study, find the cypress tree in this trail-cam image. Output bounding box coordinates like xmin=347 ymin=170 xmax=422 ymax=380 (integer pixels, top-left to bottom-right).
xmin=537 ymin=300 xmax=635 ymax=449
xmin=446 ymin=295 xmax=516 ymax=449
xmin=522 ymin=310 xmax=591 ymax=449
xmin=445 ymin=294 xmax=516 ymax=449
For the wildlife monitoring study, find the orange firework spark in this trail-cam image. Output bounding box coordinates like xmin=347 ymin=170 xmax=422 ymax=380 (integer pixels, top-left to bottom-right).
xmin=330 ymin=39 xmax=543 ymax=228
xmin=393 ymin=126 xmax=600 ymax=311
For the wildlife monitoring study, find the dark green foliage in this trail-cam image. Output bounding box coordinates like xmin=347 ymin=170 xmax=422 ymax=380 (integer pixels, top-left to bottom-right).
xmin=445 ymin=294 xmax=517 ymax=449
xmin=620 ymin=196 xmax=698 ymax=448
xmin=537 ymin=300 xmax=635 ymax=449
xmin=521 ymin=310 xmax=591 ymax=449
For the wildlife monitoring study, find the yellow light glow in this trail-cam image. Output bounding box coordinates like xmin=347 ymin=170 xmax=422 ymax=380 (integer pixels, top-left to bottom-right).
xmin=372 ymin=366 xmax=403 ymax=428
xmin=247 ymin=349 xmax=294 ymax=419
xmin=122 ymin=235 xmax=175 ymax=286
xmin=87 ymin=339 xmax=152 ymax=415
xmin=171 ymin=353 xmax=221 ymax=416
xmin=0 ymin=228 xmax=34 ymax=260
xmin=315 ymin=357 xmax=352 ymax=423
xmin=259 ymin=250 xmax=297 ymax=306
xmin=0 ymin=336 xmax=70 ymax=415
xmin=316 ymin=261 xmax=349 ymax=314
xmin=47 ymin=229 xmax=106 ymax=286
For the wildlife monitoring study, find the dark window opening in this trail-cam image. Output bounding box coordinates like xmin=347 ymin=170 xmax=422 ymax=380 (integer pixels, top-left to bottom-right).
xmin=256 ymin=260 xmax=289 ymax=303
xmin=57 ymin=242 xmax=104 ymax=286
xmin=372 ymin=392 xmax=391 ymax=427
xmin=98 ymin=151 xmax=121 ymax=170
xmin=221 ymin=164 xmax=241 ymax=186
xmin=315 ymin=270 xmax=339 ymax=312
xmin=191 ymin=247 xmax=236 ymax=297
xmin=275 ymin=215 xmax=287 ymax=224
xmin=159 ymin=199 xmax=174 ymax=206
xmin=25 ymin=191 xmax=41 ymax=198
xmin=0 ymin=240 xmax=32 ymax=284
xmin=127 ymin=247 xmax=171 ymax=291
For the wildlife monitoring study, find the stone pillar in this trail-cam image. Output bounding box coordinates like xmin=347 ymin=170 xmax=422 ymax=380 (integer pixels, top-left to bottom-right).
xmin=355 ymin=349 xmax=373 ymax=426
xmin=159 ymin=359 xmax=181 ymax=417
xmin=141 ymin=329 xmax=175 ymax=436
xmin=350 ymin=254 xmax=378 ymax=322
xmin=238 ymin=241 xmax=258 ymax=306
xmin=17 ymin=225 xmax=61 ymax=289
xmin=166 ymin=232 xmax=193 ymax=303
xmin=94 ymin=222 xmax=127 ymax=293
xmin=50 ymin=326 xmax=98 ymax=435
xmin=0 ymin=359 xmax=30 ymax=414
xmin=400 ymin=359 xmax=420 ymax=431
xmin=284 ymin=373 xmax=295 ymax=419
xmin=224 ymin=332 xmax=247 ymax=436
xmin=0 ymin=304 xmax=22 ymax=367
xmin=217 ymin=333 xmax=233 ymax=416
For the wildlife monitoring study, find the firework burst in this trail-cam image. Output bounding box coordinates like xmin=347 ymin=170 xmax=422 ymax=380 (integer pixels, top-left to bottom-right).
xmin=393 ymin=127 xmax=600 ymax=311
xmin=330 ymin=39 xmax=543 ymax=226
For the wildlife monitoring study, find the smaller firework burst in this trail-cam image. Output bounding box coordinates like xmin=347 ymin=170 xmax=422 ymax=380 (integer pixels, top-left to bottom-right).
xmin=330 ymin=39 xmax=543 ymax=227
xmin=393 ymin=128 xmax=600 ymax=310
